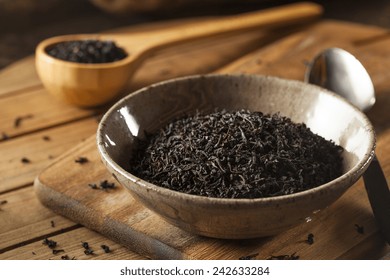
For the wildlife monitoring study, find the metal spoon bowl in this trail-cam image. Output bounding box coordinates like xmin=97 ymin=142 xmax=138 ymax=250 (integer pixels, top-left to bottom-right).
xmin=305 ymin=47 xmax=390 ymax=244
xmin=305 ymin=48 xmax=376 ymax=111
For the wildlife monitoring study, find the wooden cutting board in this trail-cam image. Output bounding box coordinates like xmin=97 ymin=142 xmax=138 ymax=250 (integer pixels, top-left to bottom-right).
xmin=34 ymin=20 xmax=390 ymax=260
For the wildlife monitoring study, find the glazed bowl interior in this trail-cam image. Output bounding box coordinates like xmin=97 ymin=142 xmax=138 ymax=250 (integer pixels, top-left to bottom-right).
xmin=97 ymin=73 xmax=375 ymax=239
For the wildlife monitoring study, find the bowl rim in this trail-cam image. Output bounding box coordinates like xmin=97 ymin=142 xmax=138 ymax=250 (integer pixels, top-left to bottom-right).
xmin=97 ymin=73 xmax=376 ymax=205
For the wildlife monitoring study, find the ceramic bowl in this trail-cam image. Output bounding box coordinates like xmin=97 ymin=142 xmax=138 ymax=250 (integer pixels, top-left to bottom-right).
xmin=97 ymin=73 xmax=375 ymax=239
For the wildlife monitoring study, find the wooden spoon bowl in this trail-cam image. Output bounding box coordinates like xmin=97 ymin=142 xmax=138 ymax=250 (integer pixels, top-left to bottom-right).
xmin=35 ymin=2 xmax=322 ymax=107
xmin=35 ymin=34 xmax=144 ymax=107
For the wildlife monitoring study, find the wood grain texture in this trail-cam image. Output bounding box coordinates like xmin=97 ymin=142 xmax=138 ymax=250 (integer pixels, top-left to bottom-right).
xmin=0 ymin=118 xmax=98 ymax=193
xmin=0 ymin=187 xmax=76 ymax=252
xmin=0 ymin=57 xmax=41 ymax=97
xmin=0 ymin=87 xmax=97 ymax=139
xmin=1 ymin=226 xmax=146 ymax=260
xmin=34 ymin=21 xmax=390 ymax=259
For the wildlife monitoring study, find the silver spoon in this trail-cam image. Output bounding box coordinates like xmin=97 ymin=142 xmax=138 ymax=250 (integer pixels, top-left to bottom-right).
xmin=305 ymin=47 xmax=390 ymax=244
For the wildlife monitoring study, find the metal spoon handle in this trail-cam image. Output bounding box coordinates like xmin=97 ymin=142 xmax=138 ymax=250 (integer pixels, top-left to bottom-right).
xmin=362 ymin=154 xmax=390 ymax=245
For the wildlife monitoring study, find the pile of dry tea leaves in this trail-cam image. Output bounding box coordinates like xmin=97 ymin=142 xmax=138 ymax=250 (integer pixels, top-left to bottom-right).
xmin=129 ymin=109 xmax=343 ymax=199
xmin=47 ymin=40 xmax=127 ymax=64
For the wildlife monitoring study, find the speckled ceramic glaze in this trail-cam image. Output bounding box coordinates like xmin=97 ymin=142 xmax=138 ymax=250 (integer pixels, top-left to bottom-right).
xmin=97 ymin=73 xmax=375 ymax=239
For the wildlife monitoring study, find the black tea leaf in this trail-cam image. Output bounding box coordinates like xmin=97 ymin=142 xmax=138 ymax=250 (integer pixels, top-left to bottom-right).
xmin=129 ymin=109 xmax=343 ymax=199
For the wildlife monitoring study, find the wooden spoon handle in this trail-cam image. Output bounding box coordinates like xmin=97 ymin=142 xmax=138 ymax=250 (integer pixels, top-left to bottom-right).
xmin=117 ymin=2 xmax=322 ymax=54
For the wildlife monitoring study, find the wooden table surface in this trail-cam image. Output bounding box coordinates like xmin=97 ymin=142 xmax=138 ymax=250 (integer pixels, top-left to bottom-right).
xmin=1 ymin=7 xmax=390 ymax=260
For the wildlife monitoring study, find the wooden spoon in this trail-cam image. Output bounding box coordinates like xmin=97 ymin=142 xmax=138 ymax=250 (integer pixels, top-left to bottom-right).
xmin=35 ymin=2 xmax=322 ymax=107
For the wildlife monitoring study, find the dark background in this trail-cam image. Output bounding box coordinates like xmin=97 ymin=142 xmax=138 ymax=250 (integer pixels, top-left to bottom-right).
xmin=1 ymin=0 xmax=389 ymax=70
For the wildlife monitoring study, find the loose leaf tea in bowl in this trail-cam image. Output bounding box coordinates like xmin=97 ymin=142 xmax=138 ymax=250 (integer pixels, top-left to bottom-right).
xmin=47 ymin=40 xmax=127 ymax=63
xmin=129 ymin=109 xmax=343 ymax=199
xmin=97 ymin=73 xmax=375 ymax=238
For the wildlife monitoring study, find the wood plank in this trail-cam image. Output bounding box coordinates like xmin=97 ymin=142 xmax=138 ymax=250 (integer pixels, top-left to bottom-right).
xmin=0 ymin=118 xmax=98 ymax=193
xmin=0 ymin=171 xmax=144 ymax=260
xmin=218 ymin=20 xmax=386 ymax=81
xmin=127 ymin=29 xmax=283 ymax=92
xmin=0 ymin=57 xmax=40 ymax=97
xmin=0 ymin=186 xmax=76 ymax=251
xmin=33 ymin=20 xmax=390 ymax=260
xmin=1 ymin=226 xmax=146 ymax=260
xmin=0 ymin=87 xmax=97 ymax=139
